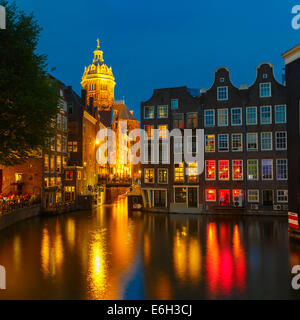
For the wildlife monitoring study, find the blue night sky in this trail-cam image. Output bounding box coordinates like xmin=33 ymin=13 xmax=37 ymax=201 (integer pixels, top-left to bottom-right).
xmin=18 ymin=0 xmax=300 ymax=120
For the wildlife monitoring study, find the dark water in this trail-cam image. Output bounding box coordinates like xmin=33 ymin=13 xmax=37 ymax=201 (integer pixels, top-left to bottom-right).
xmin=0 ymin=198 xmax=299 ymax=300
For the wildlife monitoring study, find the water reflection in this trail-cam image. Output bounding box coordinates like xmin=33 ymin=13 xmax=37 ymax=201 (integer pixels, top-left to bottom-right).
xmin=0 ymin=200 xmax=299 ymax=299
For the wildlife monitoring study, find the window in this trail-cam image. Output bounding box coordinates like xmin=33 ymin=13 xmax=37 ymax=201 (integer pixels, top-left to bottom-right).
xmin=276 ymin=159 xmax=288 ymax=180
xmin=186 ymin=113 xmax=198 ymax=129
xmin=158 ymin=169 xmax=168 ymax=184
xmin=205 ymin=160 xmax=216 ymax=180
xmin=232 ymin=160 xmax=243 ymax=180
xmin=50 ymin=156 xmax=55 ymax=173
xmin=174 ymin=187 xmax=186 ymax=203
xmin=77 ymin=171 xmax=81 ymax=180
xmin=144 ymin=169 xmax=154 ymax=183
xmin=187 ymin=162 xmax=198 ymax=183
xmin=68 ymin=141 xmax=77 ymax=152
xmin=174 ymin=137 xmax=183 ymax=154
xmin=261 ymin=132 xmax=272 ymax=151
xmin=262 ymin=160 xmax=273 ymax=180
xmin=218 ymin=134 xmax=229 ymax=152
xmin=260 ymin=106 xmax=272 ymax=124
xmin=231 ymin=108 xmax=242 ymax=126
xmin=248 ymin=190 xmax=259 ymax=203
xmin=173 ymin=113 xmax=184 ymax=129
xmin=174 ymin=163 xmax=184 ymax=183
xmin=205 ymin=135 xmax=215 ymax=152
xmin=187 ymin=136 xmax=197 ymax=153
xmin=275 ymin=105 xmax=286 ymax=124
xmin=171 ymin=99 xmax=179 ymax=110
xmin=260 ymin=83 xmax=271 ymax=98
xmin=204 ymin=109 xmax=215 ymax=127
xmin=219 ymin=160 xmax=229 ymax=180
xmin=217 ymin=86 xmax=228 ymax=101
xmin=277 ymin=190 xmax=288 ymax=203
xmin=56 ymin=156 xmax=62 ymax=173
xmin=65 ymin=171 xmax=73 ymax=180
xmin=247 ymin=133 xmax=258 ymax=150
xmin=145 ymin=125 xmax=154 ymax=139
xmin=219 ymin=190 xmax=230 ymax=206
xmin=246 ymin=107 xmax=257 ymax=125
xmin=218 ymin=109 xmax=228 ymax=126
xmin=144 ymin=106 xmax=154 ymax=119
xmin=158 ymin=105 xmax=168 ymax=118
xmin=263 ymin=74 xmax=268 ymax=79
xmin=232 ymin=133 xmax=243 ymax=152
xmin=275 ymin=131 xmax=287 ymax=150
xmin=247 ymin=160 xmax=258 ymax=180
xmin=44 ymin=154 xmax=49 ymax=172
xmin=206 ymin=189 xmax=216 ymax=202
xmin=158 ymin=125 xmax=168 ymax=139
xmin=56 ymin=135 xmax=62 ymax=152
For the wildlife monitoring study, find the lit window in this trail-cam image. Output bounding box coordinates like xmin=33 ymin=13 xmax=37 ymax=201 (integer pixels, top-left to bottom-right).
xmin=205 ymin=135 xmax=215 ymax=152
xmin=158 ymin=105 xmax=168 ymax=118
xmin=65 ymin=171 xmax=73 ymax=180
xmin=144 ymin=106 xmax=154 ymax=119
xmin=247 ymin=133 xmax=258 ymax=150
xmin=219 ymin=160 xmax=229 ymax=180
xmin=260 ymin=106 xmax=272 ymax=124
xmin=187 ymin=136 xmax=197 ymax=153
xmin=204 ymin=109 xmax=215 ymax=127
xmin=205 ymin=160 xmax=216 ymax=180
xmin=219 ymin=189 xmax=230 ymax=206
xmin=218 ymin=108 xmax=228 ymax=126
xmin=246 ymin=107 xmax=257 ymax=125
xmin=232 ymin=160 xmax=243 ymax=180
xmin=275 ymin=131 xmax=287 ymax=150
xmin=186 ymin=112 xmax=198 ymax=129
xmin=50 ymin=156 xmax=55 ymax=173
xmin=247 ymin=160 xmax=258 ymax=180
xmin=44 ymin=178 xmax=49 ymax=188
xmin=259 ymin=83 xmax=271 ymax=98
xmin=218 ymin=134 xmax=229 ymax=152
xmin=173 ymin=113 xmax=184 ymax=129
xmin=174 ymin=187 xmax=186 ymax=203
xmin=217 ymin=86 xmax=228 ymax=101
xmin=144 ymin=169 xmax=154 ymax=183
xmin=171 ymin=99 xmax=179 ymax=110
xmin=56 ymin=156 xmax=62 ymax=173
xmin=77 ymin=171 xmax=81 ymax=180
xmin=248 ymin=190 xmax=259 ymax=202
xmin=144 ymin=125 xmax=154 ymax=140
xmin=261 ymin=132 xmax=272 ymax=150
xmin=277 ymin=190 xmax=288 ymax=203
xmin=275 ymin=105 xmax=286 ymax=124
xmin=206 ymin=189 xmax=216 ymax=202
xmin=231 ymin=108 xmax=242 ymax=126
xmin=44 ymin=154 xmax=49 ymax=172
xmin=68 ymin=141 xmax=77 ymax=152
xmin=158 ymin=125 xmax=168 ymax=139
xmin=232 ymin=133 xmax=243 ymax=152
xmin=158 ymin=169 xmax=168 ymax=184
xmin=276 ymin=159 xmax=288 ymax=180
xmin=262 ymin=159 xmax=273 ymax=180
xmin=56 ymin=135 xmax=62 ymax=152
xmin=174 ymin=163 xmax=184 ymax=182
xmin=187 ymin=162 xmax=198 ymax=183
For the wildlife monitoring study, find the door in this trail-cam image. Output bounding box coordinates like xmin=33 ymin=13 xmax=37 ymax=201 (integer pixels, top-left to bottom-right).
xmin=188 ymin=187 xmax=198 ymax=208
xmin=263 ymin=190 xmax=273 ymax=206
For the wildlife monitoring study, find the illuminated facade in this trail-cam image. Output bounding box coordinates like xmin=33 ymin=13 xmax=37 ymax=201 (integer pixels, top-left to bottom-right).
xmin=81 ymin=39 xmax=115 ymax=110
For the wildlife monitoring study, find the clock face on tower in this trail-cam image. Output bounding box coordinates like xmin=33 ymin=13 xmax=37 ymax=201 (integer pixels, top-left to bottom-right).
xmin=81 ymin=39 xmax=116 ymax=111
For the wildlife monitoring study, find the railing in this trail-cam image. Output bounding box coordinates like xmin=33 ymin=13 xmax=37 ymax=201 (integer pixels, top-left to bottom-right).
xmin=0 ymin=199 xmax=40 ymax=215
xmin=42 ymin=201 xmax=76 ymax=214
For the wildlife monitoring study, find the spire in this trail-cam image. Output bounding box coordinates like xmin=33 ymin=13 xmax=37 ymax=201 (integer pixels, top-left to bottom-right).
xmin=93 ymin=38 xmax=104 ymax=64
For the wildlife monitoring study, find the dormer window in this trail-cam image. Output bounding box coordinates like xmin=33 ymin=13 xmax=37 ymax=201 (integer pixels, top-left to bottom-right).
xmin=259 ymin=83 xmax=271 ymax=98
xmin=217 ymin=86 xmax=228 ymax=101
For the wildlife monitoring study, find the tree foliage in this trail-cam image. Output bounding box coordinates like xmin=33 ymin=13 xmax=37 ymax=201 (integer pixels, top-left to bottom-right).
xmin=0 ymin=0 xmax=59 ymax=166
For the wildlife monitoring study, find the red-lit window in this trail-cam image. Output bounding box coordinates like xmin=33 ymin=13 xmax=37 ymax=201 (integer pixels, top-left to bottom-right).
xmin=206 ymin=189 xmax=216 ymax=202
xmin=219 ymin=160 xmax=229 ymax=180
xmin=232 ymin=160 xmax=243 ymax=180
xmin=65 ymin=171 xmax=73 ymax=180
xmin=205 ymin=160 xmax=216 ymax=180
xmin=219 ymin=189 xmax=230 ymax=206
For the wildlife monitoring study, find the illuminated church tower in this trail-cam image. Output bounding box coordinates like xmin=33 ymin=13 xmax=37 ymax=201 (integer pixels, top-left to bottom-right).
xmin=81 ymin=39 xmax=115 ymax=110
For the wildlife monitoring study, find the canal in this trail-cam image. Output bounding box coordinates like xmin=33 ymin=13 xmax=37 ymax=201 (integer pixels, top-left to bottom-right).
xmin=0 ymin=198 xmax=300 ymax=300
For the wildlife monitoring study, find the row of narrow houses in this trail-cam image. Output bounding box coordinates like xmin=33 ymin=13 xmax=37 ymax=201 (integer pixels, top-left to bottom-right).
xmin=0 ymin=40 xmax=140 ymax=211
xmin=141 ymin=61 xmax=290 ymax=213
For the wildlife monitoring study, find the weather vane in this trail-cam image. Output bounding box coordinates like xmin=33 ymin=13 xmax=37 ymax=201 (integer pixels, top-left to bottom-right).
xmin=97 ymin=38 xmax=100 ymax=49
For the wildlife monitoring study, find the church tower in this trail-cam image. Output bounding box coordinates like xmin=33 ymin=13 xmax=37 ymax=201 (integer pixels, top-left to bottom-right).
xmin=81 ymin=39 xmax=115 ymax=110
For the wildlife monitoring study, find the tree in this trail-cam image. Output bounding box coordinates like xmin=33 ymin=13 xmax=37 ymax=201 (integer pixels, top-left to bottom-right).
xmin=0 ymin=0 xmax=59 ymax=166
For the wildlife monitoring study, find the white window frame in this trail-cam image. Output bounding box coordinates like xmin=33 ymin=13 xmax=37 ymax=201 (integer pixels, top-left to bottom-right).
xmin=231 ymin=133 xmax=243 ymax=152
xmin=144 ymin=168 xmax=155 ymax=183
xmin=247 ymin=159 xmax=259 ymax=181
xmin=274 ymin=105 xmax=287 ymax=124
xmin=246 ymin=106 xmax=257 ymax=125
xmin=204 ymin=109 xmax=215 ymax=127
xmin=259 ymin=82 xmax=271 ymax=98
xmin=261 ymin=159 xmax=273 ymax=181
xmin=217 ymin=86 xmax=228 ymax=101
xmin=217 ymin=108 xmax=228 ymax=127
xmin=261 ymin=132 xmax=272 ymax=151
xmin=275 ymin=131 xmax=287 ymax=150
xmin=260 ymin=106 xmax=272 ymax=124
xmin=231 ymin=108 xmax=242 ymax=126
xmin=205 ymin=134 xmax=215 ymax=153
xmin=248 ymin=189 xmax=259 ymax=203
xmin=144 ymin=106 xmax=155 ymax=119
xmin=157 ymin=105 xmax=168 ymax=119
xmin=218 ymin=160 xmax=230 ymax=181
xmin=247 ymin=133 xmax=258 ymax=151
xmin=218 ymin=134 xmax=229 ymax=152
xmin=277 ymin=190 xmax=288 ymax=203
xmin=276 ymin=159 xmax=288 ymax=181
xmin=232 ymin=160 xmax=243 ymax=181
xmin=205 ymin=160 xmax=216 ymax=181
